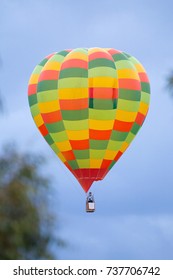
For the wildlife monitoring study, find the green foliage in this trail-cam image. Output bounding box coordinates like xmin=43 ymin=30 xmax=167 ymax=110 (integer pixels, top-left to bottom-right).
xmin=0 ymin=145 xmax=65 ymax=260
xmin=166 ymin=71 xmax=173 ymax=97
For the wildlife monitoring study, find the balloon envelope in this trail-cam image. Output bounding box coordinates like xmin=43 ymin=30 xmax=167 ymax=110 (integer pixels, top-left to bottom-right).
xmin=28 ymin=48 xmax=150 ymax=192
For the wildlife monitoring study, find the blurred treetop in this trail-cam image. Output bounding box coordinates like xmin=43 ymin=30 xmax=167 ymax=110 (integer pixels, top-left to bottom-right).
xmin=0 ymin=145 xmax=65 ymax=260
xmin=166 ymin=71 xmax=173 ymax=97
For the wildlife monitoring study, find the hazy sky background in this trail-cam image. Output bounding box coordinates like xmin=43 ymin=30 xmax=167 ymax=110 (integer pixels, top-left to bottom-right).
xmin=1 ymin=0 xmax=173 ymax=259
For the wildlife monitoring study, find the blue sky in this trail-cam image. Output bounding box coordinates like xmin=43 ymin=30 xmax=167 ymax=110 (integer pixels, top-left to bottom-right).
xmin=1 ymin=0 xmax=173 ymax=259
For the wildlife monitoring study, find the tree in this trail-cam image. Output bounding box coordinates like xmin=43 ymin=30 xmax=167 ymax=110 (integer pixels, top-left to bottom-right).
xmin=0 ymin=145 xmax=65 ymax=260
xmin=166 ymin=71 xmax=173 ymax=96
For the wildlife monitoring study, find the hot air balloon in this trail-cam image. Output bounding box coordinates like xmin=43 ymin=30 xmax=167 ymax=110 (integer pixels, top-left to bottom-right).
xmin=28 ymin=48 xmax=150 ymax=211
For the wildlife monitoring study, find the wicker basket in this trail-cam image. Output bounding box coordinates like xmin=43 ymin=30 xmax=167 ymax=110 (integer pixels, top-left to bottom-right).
xmin=86 ymin=202 xmax=95 ymax=212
